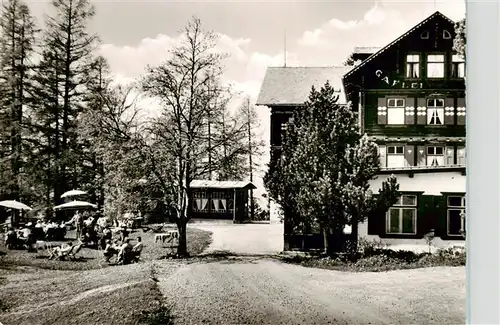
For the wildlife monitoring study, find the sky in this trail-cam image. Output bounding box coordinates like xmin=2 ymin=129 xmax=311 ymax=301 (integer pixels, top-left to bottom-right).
xmin=26 ymin=0 xmax=466 ymax=200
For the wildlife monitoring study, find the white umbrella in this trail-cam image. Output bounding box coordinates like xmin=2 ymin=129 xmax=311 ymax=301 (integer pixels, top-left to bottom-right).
xmin=0 ymin=200 xmax=32 ymax=211
xmin=60 ymin=190 xmax=88 ymax=199
xmin=54 ymin=201 xmax=97 ymax=210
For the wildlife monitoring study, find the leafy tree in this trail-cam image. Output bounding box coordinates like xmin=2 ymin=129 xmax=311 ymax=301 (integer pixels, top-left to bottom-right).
xmin=140 ymin=17 xmax=255 ymax=256
xmin=342 ymin=52 xmax=356 ymax=66
xmin=265 ymin=81 xmax=399 ymax=255
xmin=79 ymin=81 xmax=145 ymax=220
xmin=0 ymin=0 xmax=38 ymax=201
xmin=453 ymin=18 xmax=466 ymax=60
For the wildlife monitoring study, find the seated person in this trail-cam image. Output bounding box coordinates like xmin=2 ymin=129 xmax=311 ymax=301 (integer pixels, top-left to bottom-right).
xmin=103 ymin=239 xmax=118 ymax=262
xmin=5 ymin=228 xmax=18 ymax=248
xmin=99 ymin=227 xmax=112 ymax=250
xmin=130 ymin=236 xmax=144 ymax=262
xmin=50 ymin=242 xmax=74 ymax=260
xmin=19 ymin=225 xmax=31 ymax=241
xmin=19 ymin=224 xmax=36 ymax=251
xmin=117 ymin=238 xmax=133 ymax=264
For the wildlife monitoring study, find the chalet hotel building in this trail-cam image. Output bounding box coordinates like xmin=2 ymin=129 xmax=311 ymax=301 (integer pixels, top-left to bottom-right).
xmin=257 ymin=12 xmax=466 ymax=250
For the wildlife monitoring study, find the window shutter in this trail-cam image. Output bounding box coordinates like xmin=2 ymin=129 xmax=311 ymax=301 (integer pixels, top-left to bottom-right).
xmin=416 ymin=98 xmax=427 ymax=124
xmin=430 ymin=195 xmax=445 ymax=238
xmin=457 ymin=97 xmax=466 ymax=125
xmin=445 ymin=146 xmax=455 ymax=165
xmin=404 ymin=98 xmax=415 ymax=125
xmin=367 ymin=206 xmax=381 ymax=235
xmin=404 ymin=145 xmax=415 ymax=167
xmin=444 ymin=98 xmax=455 ymax=125
xmin=378 ymin=145 xmax=387 ymax=168
xmin=377 ymin=98 xmax=387 ymax=125
xmin=416 ymin=146 xmax=426 ymax=166
xmin=416 ymin=195 xmax=430 ymax=237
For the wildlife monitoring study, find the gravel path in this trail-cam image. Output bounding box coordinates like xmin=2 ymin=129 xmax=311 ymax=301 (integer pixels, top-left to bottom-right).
xmin=188 ymin=222 xmax=283 ymax=255
xmin=156 ymin=258 xmax=465 ymax=325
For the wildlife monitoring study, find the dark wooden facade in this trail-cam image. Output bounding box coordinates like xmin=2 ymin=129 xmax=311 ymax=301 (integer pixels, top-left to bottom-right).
xmin=189 ymin=181 xmax=256 ymax=223
xmin=257 ymin=11 xmax=466 ymax=250
xmin=343 ymin=11 xmax=466 ymax=242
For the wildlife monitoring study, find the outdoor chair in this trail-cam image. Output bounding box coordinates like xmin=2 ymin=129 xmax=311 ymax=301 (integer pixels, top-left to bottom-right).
xmin=48 ymin=243 xmax=81 ymax=261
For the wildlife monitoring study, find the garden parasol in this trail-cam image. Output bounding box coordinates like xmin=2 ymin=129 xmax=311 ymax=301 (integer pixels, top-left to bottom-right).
xmin=60 ymin=190 xmax=88 ymax=199
xmin=0 ymin=200 xmax=32 ymax=211
xmin=53 ymin=201 xmax=97 ymax=210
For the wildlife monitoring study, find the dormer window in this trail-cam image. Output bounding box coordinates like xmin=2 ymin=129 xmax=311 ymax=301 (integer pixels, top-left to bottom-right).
xmin=406 ymin=55 xmax=420 ymax=78
xmin=451 ymin=54 xmax=465 ymax=78
xmin=426 ymin=54 xmax=445 ymax=78
xmin=443 ymin=30 xmax=452 ymax=39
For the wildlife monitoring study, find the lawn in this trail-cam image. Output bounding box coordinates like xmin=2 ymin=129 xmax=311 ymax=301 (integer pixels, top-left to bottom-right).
xmin=0 ymin=224 xmax=212 ymax=325
xmin=0 ymin=224 xmax=212 ymax=271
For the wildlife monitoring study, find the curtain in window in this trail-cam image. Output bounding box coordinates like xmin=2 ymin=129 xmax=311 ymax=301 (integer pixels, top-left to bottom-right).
xmin=427 ymin=107 xmax=444 ymax=124
xmin=201 ymin=199 xmax=208 ymax=210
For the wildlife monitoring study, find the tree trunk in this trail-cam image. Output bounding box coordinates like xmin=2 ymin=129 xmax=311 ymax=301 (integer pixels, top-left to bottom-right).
xmin=350 ymin=216 xmax=359 ymax=253
xmin=177 ymin=220 xmax=188 ymax=257
xmin=323 ymin=227 xmax=330 ymax=256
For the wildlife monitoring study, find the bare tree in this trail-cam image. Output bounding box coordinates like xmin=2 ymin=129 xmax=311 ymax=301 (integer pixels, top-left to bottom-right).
xmin=141 ymin=17 xmax=249 ymax=256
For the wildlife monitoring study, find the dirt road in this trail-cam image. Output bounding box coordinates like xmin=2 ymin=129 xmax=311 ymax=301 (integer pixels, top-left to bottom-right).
xmin=188 ymin=221 xmax=283 ymax=255
xmin=155 ymin=258 xmax=465 ymax=325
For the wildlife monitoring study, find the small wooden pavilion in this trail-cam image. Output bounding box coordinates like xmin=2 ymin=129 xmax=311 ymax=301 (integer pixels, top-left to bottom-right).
xmin=189 ymin=180 xmax=257 ymax=223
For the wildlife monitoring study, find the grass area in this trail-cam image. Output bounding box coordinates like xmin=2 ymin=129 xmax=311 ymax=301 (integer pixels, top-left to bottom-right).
xmin=0 ymin=225 xmax=212 ymax=271
xmin=280 ymin=245 xmax=466 ymax=272
xmin=0 ymin=263 xmax=177 ymax=325
xmin=0 ymin=224 xmax=212 ymax=325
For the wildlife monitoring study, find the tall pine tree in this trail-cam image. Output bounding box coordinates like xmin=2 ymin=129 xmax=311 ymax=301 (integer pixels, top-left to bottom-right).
xmin=0 ymin=0 xmax=37 ymax=201
xmin=31 ymin=0 xmax=98 ymax=204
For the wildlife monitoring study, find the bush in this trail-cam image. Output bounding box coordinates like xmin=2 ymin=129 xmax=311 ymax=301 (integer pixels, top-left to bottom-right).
xmin=417 ymin=246 xmax=466 ymax=267
xmin=281 ymin=241 xmax=466 ymax=272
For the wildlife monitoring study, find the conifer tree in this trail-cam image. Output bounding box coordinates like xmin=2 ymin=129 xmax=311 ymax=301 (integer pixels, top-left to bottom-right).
xmin=265 ymin=82 xmax=399 ymax=254
xmin=31 ymin=0 xmax=98 ymax=204
xmin=0 ymin=0 xmax=37 ymax=201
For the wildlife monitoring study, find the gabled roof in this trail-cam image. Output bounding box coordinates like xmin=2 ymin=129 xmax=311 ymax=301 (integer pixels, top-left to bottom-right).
xmin=256 ymin=66 xmax=351 ymax=106
xmin=190 ymin=180 xmax=257 ymax=190
xmin=343 ymin=11 xmax=455 ymax=79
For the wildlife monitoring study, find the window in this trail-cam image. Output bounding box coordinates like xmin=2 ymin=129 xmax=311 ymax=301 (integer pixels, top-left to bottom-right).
xmin=427 ymin=98 xmax=444 ymax=125
xmin=193 ymin=198 xmax=209 ymax=212
xmin=447 ymin=196 xmax=465 ymax=236
xmin=406 ymin=55 xmax=420 ymax=78
xmin=451 ymin=55 xmax=465 ymax=78
xmin=420 ymin=31 xmax=429 ymax=39
xmin=426 ymin=146 xmax=444 ymax=166
xmin=443 ymin=30 xmax=452 ymax=39
xmin=427 ymin=54 xmax=445 ymax=78
xmin=386 ymin=195 xmax=417 ymax=234
xmin=387 ymin=98 xmax=405 ymax=124
xmin=457 ymin=146 xmax=466 ymax=165
xmin=386 ymin=145 xmax=404 ymax=168
xmin=211 ymin=192 xmax=228 ymax=213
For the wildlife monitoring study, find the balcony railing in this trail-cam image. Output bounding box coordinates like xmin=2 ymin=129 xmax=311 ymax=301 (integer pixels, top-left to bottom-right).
xmin=380 ymin=164 xmax=466 ymax=172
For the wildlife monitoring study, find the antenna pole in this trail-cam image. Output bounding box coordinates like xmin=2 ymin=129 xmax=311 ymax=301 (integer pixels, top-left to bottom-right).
xmin=284 ymin=29 xmax=287 ymax=67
